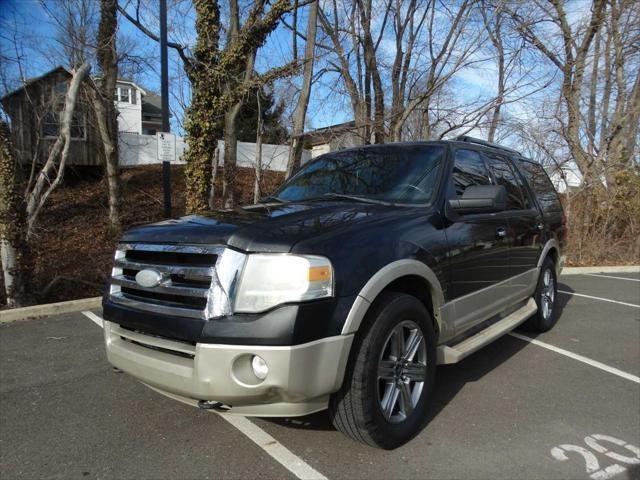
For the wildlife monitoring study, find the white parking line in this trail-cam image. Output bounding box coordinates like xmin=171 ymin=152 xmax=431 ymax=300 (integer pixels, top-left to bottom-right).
xmin=82 ymin=311 xmax=328 ymax=480
xmin=82 ymin=311 xmax=103 ymax=327
xmin=558 ymin=290 xmax=640 ymax=309
xmin=583 ymin=273 xmax=640 ymax=283
xmin=219 ymin=414 xmax=328 ymax=480
xmin=508 ymin=332 xmax=640 ymax=384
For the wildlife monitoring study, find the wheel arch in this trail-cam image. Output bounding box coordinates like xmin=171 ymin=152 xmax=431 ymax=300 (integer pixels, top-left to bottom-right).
xmin=538 ymin=239 xmax=561 ymax=275
xmin=340 ymin=260 xmax=445 ymax=337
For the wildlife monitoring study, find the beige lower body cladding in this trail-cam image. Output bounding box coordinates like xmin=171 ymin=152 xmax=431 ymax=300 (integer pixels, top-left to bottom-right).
xmin=104 ymin=320 xmax=354 ymax=417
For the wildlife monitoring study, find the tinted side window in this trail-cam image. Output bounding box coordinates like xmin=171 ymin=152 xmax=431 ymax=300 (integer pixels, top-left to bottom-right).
xmin=452 ymin=149 xmax=491 ymax=196
xmin=484 ymin=153 xmax=528 ymax=210
xmin=517 ymin=160 xmax=562 ymax=212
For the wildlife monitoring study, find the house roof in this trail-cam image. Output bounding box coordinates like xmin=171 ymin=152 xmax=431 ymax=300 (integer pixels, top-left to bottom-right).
xmin=114 ymin=78 xmax=147 ymax=96
xmin=302 ymin=121 xmax=357 ymax=146
xmin=1 ymin=66 xmax=71 ymax=101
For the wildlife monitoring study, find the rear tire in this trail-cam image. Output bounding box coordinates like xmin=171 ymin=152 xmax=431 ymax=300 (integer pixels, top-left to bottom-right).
xmin=523 ymin=257 xmax=558 ymax=332
xmin=329 ymin=292 xmax=436 ymax=449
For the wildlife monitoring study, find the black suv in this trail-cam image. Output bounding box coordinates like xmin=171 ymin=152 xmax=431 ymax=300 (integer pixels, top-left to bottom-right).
xmin=102 ymin=136 xmax=566 ymax=449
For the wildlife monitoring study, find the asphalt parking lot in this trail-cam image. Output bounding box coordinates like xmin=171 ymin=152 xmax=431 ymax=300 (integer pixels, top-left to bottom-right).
xmin=1 ymin=272 xmax=639 ymax=480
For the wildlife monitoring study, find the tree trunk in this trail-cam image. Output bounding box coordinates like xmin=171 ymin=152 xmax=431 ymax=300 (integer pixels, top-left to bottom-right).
xmin=208 ymin=145 xmax=219 ymax=209
xmin=184 ymin=1 xmax=222 ymax=214
xmin=0 ymin=121 xmax=29 ymax=307
xmin=254 ymin=92 xmax=263 ymax=203
xmin=487 ymin=33 xmax=504 ymax=142
xmin=286 ymin=0 xmax=318 ymax=178
xmin=222 ymin=101 xmax=242 ymax=208
xmin=421 ymin=101 xmax=431 ymax=140
xmin=358 ymin=0 xmax=385 ymax=143
xmin=95 ymin=0 xmax=121 ymax=234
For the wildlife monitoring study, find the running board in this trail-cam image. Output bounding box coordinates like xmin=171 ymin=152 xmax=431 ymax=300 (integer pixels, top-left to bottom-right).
xmin=437 ymin=298 xmax=537 ymax=365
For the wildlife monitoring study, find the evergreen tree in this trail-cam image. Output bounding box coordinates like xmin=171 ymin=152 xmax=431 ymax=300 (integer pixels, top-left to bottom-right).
xmin=237 ymin=87 xmax=289 ymax=145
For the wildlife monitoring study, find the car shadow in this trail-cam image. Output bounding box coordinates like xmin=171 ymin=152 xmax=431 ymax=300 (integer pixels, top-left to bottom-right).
xmin=262 ymin=286 xmax=576 ymax=433
xmin=554 ymin=282 xmax=575 ymax=319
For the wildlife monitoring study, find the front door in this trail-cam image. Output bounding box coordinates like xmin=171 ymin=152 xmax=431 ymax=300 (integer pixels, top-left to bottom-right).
xmin=444 ymin=148 xmax=512 ymax=334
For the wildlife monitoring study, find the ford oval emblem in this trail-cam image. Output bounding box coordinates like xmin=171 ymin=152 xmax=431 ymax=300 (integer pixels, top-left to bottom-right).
xmin=135 ymin=269 xmax=165 ymax=288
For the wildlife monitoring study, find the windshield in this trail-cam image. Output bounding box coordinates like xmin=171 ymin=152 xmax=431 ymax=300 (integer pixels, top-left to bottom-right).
xmin=275 ymin=145 xmax=444 ymax=204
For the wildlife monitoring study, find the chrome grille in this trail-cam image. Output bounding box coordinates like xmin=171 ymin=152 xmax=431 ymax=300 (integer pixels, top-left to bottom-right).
xmin=108 ymin=243 xmax=225 ymax=319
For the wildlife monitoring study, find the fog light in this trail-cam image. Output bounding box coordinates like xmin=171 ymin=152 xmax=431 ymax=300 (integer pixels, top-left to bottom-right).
xmin=251 ymin=355 xmax=268 ymax=380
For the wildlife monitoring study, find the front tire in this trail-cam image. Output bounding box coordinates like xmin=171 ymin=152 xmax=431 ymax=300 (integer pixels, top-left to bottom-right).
xmin=329 ymin=292 xmax=436 ymax=449
xmin=524 ymin=257 xmax=558 ymax=332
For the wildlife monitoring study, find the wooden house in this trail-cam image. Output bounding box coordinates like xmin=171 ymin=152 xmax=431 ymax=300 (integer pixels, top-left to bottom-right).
xmin=1 ymin=66 xmax=162 ymax=167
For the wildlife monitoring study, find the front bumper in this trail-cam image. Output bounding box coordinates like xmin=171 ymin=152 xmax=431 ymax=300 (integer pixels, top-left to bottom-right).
xmin=104 ymin=320 xmax=354 ymax=417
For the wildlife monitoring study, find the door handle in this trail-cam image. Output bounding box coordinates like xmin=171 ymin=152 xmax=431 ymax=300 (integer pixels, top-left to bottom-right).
xmin=496 ymin=227 xmax=507 ymax=239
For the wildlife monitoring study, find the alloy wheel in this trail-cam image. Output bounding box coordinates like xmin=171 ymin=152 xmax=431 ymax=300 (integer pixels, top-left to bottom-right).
xmin=377 ymin=320 xmax=427 ymax=424
xmin=541 ymin=268 xmax=555 ymax=320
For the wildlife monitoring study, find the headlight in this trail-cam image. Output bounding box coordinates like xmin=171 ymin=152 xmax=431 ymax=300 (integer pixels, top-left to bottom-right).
xmin=234 ymin=254 xmax=333 ymax=313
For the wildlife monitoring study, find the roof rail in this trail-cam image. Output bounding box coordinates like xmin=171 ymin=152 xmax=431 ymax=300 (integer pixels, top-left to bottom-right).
xmin=454 ymin=135 xmax=520 ymax=155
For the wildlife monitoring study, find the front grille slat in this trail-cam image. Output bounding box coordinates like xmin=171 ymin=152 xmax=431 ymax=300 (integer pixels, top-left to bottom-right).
xmin=111 ymin=274 xmax=209 ymax=298
xmin=110 ymin=292 xmax=204 ymax=318
xmin=114 ymin=258 xmax=213 ymax=277
xmin=109 ymin=243 xmax=224 ymax=319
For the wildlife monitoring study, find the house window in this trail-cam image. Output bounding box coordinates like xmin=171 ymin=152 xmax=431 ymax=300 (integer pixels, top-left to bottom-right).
xmin=53 ymin=81 xmax=67 ymax=95
xmin=119 ymin=86 xmax=131 ymax=103
xmin=114 ymin=85 xmax=137 ymax=104
xmin=42 ymin=112 xmax=60 ymax=137
xmin=41 ymin=111 xmax=86 ymax=140
xmin=70 ymin=112 xmax=86 ymax=139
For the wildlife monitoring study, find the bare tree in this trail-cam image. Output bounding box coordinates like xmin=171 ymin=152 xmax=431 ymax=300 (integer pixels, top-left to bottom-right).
xmin=1 ymin=64 xmax=90 ymax=306
xmin=221 ymin=0 xmax=256 ymax=208
xmin=356 ymin=0 xmax=385 ymax=143
xmin=0 ymin=121 xmax=28 ymax=307
xmin=40 ymin=0 xmax=98 ymax=69
xmin=481 ymin=3 xmax=506 ymax=143
xmin=25 ymin=64 xmax=91 ymax=236
xmin=317 ymin=1 xmax=385 ymax=143
xmin=286 ymin=0 xmax=318 ymax=178
xmin=508 ymin=0 xmax=611 ymax=185
xmin=254 ymin=90 xmax=263 ymax=203
xmin=89 ymin=0 xmax=121 ymax=235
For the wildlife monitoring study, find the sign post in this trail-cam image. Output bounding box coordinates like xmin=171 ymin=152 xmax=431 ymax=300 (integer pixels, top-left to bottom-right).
xmin=157 ymin=132 xmax=175 ymax=218
xmin=160 ymin=0 xmax=171 ymax=218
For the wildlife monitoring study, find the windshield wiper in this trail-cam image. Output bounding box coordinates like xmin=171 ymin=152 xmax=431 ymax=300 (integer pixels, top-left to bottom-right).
xmin=260 ymin=195 xmax=287 ymax=203
xmin=318 ymin=193 xmax=394 ymax=206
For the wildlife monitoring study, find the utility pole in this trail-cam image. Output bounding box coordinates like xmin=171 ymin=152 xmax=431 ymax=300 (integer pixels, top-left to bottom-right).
xmin=160 ymin=0 xmax=171 ymax=218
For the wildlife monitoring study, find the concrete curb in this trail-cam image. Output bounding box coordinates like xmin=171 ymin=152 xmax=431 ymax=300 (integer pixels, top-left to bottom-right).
xmin=0 ymin=297 xmax=102 ymax=324
xmin=562 ymin=266 xmax=640 ymax=275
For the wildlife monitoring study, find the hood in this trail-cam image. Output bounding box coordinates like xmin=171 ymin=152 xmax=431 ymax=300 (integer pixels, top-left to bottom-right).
xmin=121 ymin=201 xmax=422 ymax=253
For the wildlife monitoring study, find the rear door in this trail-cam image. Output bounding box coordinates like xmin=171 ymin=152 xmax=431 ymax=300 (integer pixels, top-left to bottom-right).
xmin=483 ymin=152 xmax=542 ymax=282
xmin=516 ymin=159 xmax=566 ymax=252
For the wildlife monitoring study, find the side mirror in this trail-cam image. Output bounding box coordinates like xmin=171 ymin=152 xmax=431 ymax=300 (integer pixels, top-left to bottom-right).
xmin=448 ymin=185 xmax=506 ymax=214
